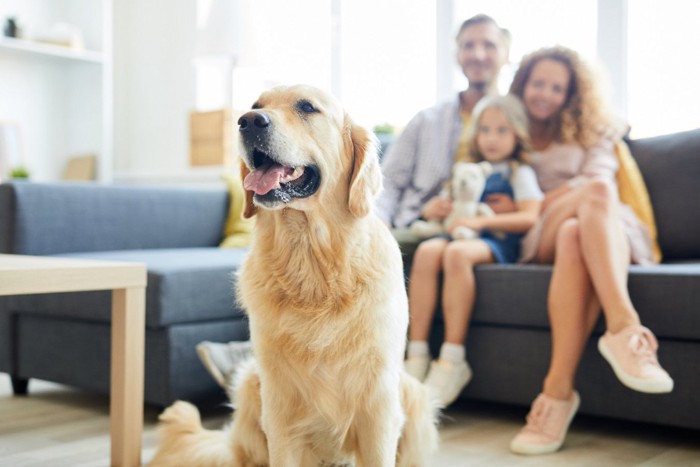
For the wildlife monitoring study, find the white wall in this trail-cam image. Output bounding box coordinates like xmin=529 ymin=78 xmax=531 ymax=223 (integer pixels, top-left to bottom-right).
xmin=113 ymin=0 xmax=197 ymax=182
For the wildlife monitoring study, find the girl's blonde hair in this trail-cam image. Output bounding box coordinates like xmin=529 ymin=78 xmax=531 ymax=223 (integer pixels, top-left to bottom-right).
xmin=509 ymin=45 xmax=623 ymax=148
xmin=467 ymin=94 xmax=532 ymax=164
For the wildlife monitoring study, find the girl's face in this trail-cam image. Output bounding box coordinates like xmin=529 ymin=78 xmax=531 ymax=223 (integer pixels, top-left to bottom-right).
xmin=476 ymin=107 xmax=517 ymax=163
xmin=523 ymin=58 xmax=571 ymax=122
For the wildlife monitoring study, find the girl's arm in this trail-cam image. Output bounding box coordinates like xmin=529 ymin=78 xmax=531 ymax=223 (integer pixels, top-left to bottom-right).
xmin=448 ymin=199 xmax=541 ymax=235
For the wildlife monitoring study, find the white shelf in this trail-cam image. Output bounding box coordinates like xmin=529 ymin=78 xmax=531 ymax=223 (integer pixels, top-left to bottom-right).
xmin=0 ymin=36 xmax=103 ymax=64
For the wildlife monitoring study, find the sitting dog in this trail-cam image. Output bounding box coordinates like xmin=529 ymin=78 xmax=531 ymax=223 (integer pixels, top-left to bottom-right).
xmin=150 ymin=85 xmax=440 ymax=467
xmin=411 ymin=161 xmax=494 ymax=240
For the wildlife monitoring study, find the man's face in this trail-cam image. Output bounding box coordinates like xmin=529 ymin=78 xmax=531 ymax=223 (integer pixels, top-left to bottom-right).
xmin=456 ymin=23 xmax=508 ymax=89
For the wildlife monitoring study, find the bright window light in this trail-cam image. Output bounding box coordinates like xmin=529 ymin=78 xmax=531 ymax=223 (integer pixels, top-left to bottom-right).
xmin=626 ymin=0 xmax=700 ymax=138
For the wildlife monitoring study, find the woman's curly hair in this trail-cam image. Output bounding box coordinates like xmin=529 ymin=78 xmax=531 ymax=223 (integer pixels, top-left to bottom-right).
xmin=509 ymin=46 xmax=620 ymax=148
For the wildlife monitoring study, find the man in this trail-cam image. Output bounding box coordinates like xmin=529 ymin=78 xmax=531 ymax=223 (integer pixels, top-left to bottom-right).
xmin=376 ymin=14 xmax=511 ymax=230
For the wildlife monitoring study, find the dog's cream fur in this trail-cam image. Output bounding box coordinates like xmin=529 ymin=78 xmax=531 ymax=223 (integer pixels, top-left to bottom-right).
xmin=150 ymin=85 xmax=439 ymax=467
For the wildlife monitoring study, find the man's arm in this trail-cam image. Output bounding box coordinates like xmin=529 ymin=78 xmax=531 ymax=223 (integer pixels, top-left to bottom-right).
xmin=375 ymin=113 xmax=424 ymax=225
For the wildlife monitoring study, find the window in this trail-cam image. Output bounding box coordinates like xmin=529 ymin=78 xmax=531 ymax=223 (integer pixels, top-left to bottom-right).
xmin=626 ymin=0 xmax=700 ymax=137
xmin=195 ymin=1 xmax=698 ymax=140
xmin=338 ymin=0 xmax=435 ymax=129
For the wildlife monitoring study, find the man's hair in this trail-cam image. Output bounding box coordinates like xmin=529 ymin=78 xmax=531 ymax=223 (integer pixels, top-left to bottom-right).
xmin=455 ymin=14 xmax=511 ymax=49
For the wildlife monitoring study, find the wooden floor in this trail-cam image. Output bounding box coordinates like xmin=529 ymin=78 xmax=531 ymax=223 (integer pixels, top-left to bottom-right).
xmin=1 ymin=373 xmax=698 ymax=466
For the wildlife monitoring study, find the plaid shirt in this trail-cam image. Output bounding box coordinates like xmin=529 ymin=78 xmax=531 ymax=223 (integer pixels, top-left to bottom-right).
xmin=376 ymin=95 xmax=464 ymax=228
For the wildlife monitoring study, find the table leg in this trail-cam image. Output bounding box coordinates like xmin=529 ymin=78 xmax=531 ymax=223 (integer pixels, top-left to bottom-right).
xmin=110 ymin=287 xmax=146 ymax=467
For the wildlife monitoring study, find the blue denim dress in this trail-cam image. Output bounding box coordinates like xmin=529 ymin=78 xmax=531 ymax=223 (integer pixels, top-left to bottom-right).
xmin=478 ymin=171 xmax=522 ymax=263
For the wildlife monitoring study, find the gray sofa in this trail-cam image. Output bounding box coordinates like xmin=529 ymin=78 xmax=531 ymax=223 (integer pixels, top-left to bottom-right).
xmin=0 ymin=129 xmax=698 ymax=430
xmin=0 ymin=184 xmax=250 ymax=406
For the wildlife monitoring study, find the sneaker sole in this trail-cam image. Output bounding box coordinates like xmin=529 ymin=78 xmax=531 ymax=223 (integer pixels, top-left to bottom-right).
xmin=510 ymin=392 xmax=580 ymax=455
xmin=195 ymin=344 xmax=227 ymax=389
xmin=598 ymin=338 xmax=673 ymax=394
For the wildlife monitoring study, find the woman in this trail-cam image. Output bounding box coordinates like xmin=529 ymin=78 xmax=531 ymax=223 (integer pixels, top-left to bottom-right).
xmin=507 ymin=46 xmax=673 ymax=455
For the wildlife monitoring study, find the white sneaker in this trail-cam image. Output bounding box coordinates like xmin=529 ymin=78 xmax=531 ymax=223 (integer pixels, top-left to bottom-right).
xmin=424 ymin=359 xmax=472 ymax=406
xmin=196 ymin=340 xmax=253 ymax=388
xmin=404 ymin=355 xmax=431 ymax=382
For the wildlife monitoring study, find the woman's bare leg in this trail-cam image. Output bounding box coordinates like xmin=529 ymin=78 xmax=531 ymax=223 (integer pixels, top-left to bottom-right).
xmin=542 ymin=219 xmax=601 ymax=400
xmin=441 ymin=239 xmax=494 ymax=345
xmin=534 ymin=180 xmax=638 ymax=333
xmin=577 ymin=180 xmax=637 ymax=332
xmin=408 ymin=238 xmax=449 ymax=341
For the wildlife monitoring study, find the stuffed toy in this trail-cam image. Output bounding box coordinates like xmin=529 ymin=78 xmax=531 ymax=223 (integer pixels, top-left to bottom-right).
xmin=410 ymin=161 xmax=494 ymax=240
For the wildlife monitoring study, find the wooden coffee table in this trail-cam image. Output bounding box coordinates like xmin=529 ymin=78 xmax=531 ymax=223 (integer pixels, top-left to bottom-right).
xmin=0 ymin=254 xmax=147 ymax=467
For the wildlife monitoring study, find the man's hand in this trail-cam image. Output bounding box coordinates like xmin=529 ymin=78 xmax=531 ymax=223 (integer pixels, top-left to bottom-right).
xmin=422 ymin=196 xmax=452 ymax=220
xmin=485 ymin=193 xmax=517 ymax=214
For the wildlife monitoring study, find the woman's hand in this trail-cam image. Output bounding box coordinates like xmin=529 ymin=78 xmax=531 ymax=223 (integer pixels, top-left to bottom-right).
xmin=541 ymin=184 xmax=570 ymax=211
xmin=422 ymin=196 xmax=452 ymax=220
xmin=485 ymin=193 xmax=517 ymax=214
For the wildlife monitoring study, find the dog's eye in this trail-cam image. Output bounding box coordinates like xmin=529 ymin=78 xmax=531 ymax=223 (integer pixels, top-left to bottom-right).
xmin=297 ymin=100 xmax=318 ymax=114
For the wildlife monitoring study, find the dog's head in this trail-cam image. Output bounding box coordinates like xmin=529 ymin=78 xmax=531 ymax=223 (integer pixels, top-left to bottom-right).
xmin=451 ymin=161 xmax=493 ymax=202
xmin=238 ymin=85 xmax=381 ymax=219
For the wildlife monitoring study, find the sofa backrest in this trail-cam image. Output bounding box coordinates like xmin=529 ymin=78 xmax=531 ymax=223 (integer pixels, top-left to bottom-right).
xmin=628 ymin=128 xmax=700 ymax=261
xmin=0 ymin=182 xmax=230 ymax=255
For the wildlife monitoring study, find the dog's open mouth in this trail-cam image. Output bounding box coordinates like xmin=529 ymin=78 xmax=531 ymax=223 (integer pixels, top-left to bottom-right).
xmin=243 ymin=149 xmax=320 ymax=204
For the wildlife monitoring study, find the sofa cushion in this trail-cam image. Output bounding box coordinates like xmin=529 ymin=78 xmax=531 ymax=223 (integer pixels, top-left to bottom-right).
xmin=9 ymin=248 xmax=249 ymax=327
xmin=628 ymin=128 xmax=700 ymax=260
xmin=461 ymin=263 xmax=700 ymax=340
xmin=0 ymin=182 xmax=230 ymax=255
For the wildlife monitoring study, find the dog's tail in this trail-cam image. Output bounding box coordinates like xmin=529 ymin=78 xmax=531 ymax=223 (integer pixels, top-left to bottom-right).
xmin=149 ymin=401 xmax=234 ymax=467
xmin=396 ymin=372 xmax=442 ymax=467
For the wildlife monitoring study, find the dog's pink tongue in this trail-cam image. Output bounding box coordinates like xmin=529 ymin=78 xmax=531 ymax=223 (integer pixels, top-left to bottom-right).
xmin=244 ymin=164 xmax=289 ymax=195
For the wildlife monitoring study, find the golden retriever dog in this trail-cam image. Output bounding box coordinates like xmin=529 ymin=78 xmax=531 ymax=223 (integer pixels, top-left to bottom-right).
xmin=150 ymin=85 xmax=439 ymax=466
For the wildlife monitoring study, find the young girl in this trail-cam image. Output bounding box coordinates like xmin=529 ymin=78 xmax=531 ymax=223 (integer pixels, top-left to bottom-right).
xmin=404 ymin=94 xmax=543 ymax=406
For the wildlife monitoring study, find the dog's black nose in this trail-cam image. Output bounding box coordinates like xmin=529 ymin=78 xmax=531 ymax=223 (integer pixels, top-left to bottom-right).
xmin=238 ymin=110 xmax=271 ymax=133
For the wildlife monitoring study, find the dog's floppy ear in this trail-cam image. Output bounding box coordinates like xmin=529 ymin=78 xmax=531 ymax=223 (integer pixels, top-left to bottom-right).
xmin=240 ymin=160 xmax=257 ymax=218
xmin=346 ymin=117 xmax=382 ymax=218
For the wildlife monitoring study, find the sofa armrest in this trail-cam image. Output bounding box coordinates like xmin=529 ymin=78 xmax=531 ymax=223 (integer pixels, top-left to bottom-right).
xmin=0 ymin=181 xmax=229 ymax=255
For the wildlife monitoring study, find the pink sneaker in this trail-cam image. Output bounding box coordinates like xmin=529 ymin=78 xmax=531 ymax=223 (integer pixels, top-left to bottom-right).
xmin=510 ymin=391 xmax=580 ymax=455
xmin=598 ymin=324 xmax=673 ymax=393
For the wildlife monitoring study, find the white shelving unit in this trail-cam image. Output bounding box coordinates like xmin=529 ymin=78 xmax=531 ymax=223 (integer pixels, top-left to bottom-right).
xmin=0 ymin=0 xmax=113 ymax=182
xmin=0 ymin=36 xmax=104 ymax=63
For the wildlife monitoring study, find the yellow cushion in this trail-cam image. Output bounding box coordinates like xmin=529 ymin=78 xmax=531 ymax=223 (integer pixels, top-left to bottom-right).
xmin=615 ymin=141 xmax=662 ymax=263
xmin=219 ymin=172 xmax=255 ymax=248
